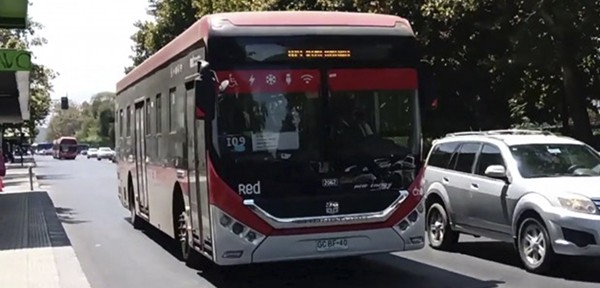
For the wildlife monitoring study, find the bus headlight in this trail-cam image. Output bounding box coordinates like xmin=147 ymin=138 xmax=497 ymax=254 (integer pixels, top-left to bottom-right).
xmin=219 ymin=214 xmax=232 ymax=226
xmin=396 ymin=201 xmax=424 ymax=231
xmin=217 ymin=210 xmax=265 ymax=245
xmin=231 ymin=222 xmax=245 ymax=235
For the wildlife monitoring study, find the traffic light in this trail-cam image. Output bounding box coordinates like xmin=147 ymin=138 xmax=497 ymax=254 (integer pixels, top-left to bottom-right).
xmin=60 ymin=96 xmax=69 ymax=110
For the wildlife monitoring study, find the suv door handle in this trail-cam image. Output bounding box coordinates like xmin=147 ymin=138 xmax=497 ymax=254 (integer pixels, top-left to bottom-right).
xmin=442 ymin=177 xmax=449 ymax=183
xmin=471 ymin=183 xmax=479 ymax=189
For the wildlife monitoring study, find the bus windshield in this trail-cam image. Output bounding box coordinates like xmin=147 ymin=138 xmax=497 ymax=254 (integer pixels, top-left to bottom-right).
xmin=58 ymin=138 xmax=78 ymax=153
xmin=327 ymin=68 xmax=417 ymax=162
xmin=215 ymin=69 xmax=321 ymax=159
xmin=60 ymin=139 xmax=77 ymax=146
xmin=208 ymin=36 xmax=420 ymax=218
xmin=214 ymin=68 xmax=418 ymax=195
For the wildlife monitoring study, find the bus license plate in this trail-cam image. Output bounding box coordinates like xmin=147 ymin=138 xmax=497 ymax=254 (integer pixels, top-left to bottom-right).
xmin=316 ymin=238 xmax=348 ymax=252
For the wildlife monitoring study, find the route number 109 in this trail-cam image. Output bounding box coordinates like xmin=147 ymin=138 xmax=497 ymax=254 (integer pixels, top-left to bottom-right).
xmin=226 ymin=136 xmax=246 ymax=147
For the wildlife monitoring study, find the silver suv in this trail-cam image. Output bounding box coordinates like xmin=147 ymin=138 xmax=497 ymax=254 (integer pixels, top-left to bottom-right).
xmin=422 ymin=129 xmax=600 ymax=274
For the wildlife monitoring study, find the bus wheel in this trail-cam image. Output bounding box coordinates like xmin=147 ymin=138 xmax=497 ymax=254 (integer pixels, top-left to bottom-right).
xmin=130 ymin=203 xmax=144 ymax=230
xmin=176 ymin=211 xmax=191 ymax=261
xmin=129 ymin=179 xmax=143 ymax=230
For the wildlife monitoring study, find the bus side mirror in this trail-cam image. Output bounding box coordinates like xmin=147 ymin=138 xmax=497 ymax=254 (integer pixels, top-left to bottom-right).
xmin=196 ymin=60 xmax=216 ymax=119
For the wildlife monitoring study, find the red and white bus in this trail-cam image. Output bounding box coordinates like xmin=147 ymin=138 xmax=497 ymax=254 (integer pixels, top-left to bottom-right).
xmin=52 ymin=137 xmax=78 ymax=160
xmin=115 ymin=11 xmax=433 ymax=266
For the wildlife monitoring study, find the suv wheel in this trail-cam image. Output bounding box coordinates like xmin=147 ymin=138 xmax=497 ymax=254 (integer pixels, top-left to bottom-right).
xmin=517 ymin=217 xmax=556 ymax=274
xmin=427 ymin=203 xmax=459 ymax=250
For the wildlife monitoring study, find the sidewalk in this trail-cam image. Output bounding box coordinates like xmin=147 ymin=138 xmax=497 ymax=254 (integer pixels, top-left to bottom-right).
xmin=0 ymin=162 xmax=91 ymax=288
xmin=1 ymin=163 xmax=38 ymax=193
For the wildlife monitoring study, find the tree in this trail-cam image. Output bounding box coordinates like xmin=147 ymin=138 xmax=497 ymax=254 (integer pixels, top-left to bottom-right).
xmin=124 ymin=0 xmax=199 ymax=73
xmin=72 ymin=92 xmax=116 ymax=147
xmin=45 ymin=100 xmax=83 ymax=141
xmin=123 ymin=0 xmax=276 ymax=74
xmin=45 ymin=91 xmax=116 ymax=147
xmin=0 ymin=18 xmax=56 ymax=141
xmin=124 ymin=0 xmax=600 ymax=145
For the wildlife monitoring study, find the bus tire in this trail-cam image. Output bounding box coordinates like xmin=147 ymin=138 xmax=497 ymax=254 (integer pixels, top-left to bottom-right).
xmin=128 ymin=176 xmax=144 ymax=230
xmin=173 ymin=186 xmax=191 ymax=261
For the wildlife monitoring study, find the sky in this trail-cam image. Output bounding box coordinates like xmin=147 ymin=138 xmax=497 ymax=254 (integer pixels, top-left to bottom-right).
xmin=28 ymin=0 xmax=151 ymax=105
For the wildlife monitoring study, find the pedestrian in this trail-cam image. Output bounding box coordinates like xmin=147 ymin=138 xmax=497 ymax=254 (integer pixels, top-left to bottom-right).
xmin=0 ymin=149 xmax=6 ymax=192
xmin=0 ymin=150 xmax=5 ymax=175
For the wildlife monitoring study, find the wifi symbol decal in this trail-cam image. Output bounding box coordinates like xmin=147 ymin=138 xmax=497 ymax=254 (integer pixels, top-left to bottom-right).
xmin=301 ymin=74 xmax=314 ymax=84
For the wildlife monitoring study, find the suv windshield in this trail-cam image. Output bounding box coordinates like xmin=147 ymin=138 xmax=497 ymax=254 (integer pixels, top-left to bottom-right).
xmin=510 ymin=143 xmax=600 ymax=178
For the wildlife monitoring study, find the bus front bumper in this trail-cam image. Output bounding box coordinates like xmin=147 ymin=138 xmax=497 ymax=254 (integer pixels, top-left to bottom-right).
xmin=211 ymin=205 xmax=425 ymax=265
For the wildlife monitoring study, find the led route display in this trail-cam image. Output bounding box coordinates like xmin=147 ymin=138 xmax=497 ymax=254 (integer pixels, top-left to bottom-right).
xmin=287 ymin=49 xmax=351 ymax=58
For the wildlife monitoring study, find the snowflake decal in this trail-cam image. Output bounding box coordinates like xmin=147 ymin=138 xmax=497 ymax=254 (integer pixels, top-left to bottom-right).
xmin=266 ymin=74 xmax=277 ymax=85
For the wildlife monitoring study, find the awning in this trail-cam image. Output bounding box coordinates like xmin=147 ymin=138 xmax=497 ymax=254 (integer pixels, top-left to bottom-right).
xmin=0 ymin=49 xmax=31 ymax=123
xmin=0 ymin=0 xmax=29 ymax=29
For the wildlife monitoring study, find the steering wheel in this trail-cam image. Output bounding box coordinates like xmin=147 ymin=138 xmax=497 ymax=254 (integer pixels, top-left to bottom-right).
xmin=567 ymin=164 xmax=583 ymax=173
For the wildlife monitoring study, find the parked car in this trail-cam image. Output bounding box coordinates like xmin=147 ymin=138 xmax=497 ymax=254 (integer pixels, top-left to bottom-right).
xmin=87 ymin=148 xmax=98 ymax=159
xmin=97 ymin=147 xmax=115 ymax=161
xmin=422 ymin=129 xmax=600 ymax=274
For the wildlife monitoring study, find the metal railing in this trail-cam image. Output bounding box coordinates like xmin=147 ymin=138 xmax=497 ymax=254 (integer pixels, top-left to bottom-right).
xmin=445 ymin=129 xmax=555 ymax=137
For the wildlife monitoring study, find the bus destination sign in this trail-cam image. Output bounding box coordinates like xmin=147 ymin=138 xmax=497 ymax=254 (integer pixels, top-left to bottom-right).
xmin=287 ymin=49 xmax=351 ymax=58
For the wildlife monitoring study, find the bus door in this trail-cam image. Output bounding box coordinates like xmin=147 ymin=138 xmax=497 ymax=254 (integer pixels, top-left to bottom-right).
xmin=185 ymin=80 xmax=212 ymax=253
xmin=134 ymin=101 xmax=149 ymax=214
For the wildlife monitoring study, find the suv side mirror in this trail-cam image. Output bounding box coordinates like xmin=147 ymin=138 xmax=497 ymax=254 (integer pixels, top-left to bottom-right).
xmin=484 ymin=165 xmax=507 ymax=179
xmin=195 ymin=60 xmax=216 ymax=119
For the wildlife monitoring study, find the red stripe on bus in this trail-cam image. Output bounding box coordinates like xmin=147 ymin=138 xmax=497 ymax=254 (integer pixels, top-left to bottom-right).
xmin=328 ymin=68 xmax=417 ymax=91
xmin=207 ymin=155 xmax=274 ymax=235
xmin=196 ymin=107 xmax=205 ymax=118
xmin=207 ymin=155 xmax=424 ymax=235
xmin=215 ymin=70 xmax=321 ymax=94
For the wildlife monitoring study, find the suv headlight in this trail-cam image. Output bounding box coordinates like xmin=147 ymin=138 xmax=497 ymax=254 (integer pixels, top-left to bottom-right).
xmin=557 ymin=194 xmax=597 ymax=214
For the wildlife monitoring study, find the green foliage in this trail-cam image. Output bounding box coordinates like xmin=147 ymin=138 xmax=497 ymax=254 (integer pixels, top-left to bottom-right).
xmin=46 ymin=100 xmax=83 ymax=141
xmin=46 ymin=92 xmax=116 ymax=147
xmin=124 ymin=0 xmax=199 ymax=73
xmin=0 ymin=18 xmax=56 ymax=140
xmin=123 ymin=0 xmax=600 ymax=145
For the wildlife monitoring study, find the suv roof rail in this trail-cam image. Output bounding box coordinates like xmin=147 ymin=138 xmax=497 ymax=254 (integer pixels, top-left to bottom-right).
xmin=487 ymin=129 xmax=555 ymax=136
xmin=445 ymin=129 xmax=554 ymax=137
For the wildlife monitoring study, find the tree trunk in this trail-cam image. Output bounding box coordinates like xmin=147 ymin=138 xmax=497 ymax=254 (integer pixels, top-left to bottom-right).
xmin=557 ymin=33 xmax=594 ymax=144
xmin=560 ymin=90 xmax=570 ymax=135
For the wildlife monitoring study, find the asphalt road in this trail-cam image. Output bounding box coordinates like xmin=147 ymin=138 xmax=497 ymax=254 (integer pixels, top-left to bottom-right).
xmin=34 ymin=155 xmax=600 ymax=288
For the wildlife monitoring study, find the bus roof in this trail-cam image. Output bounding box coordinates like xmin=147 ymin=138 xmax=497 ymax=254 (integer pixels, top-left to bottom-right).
xmin=116 ymin=11 xmax=413 ymax=94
